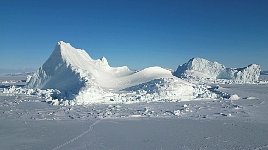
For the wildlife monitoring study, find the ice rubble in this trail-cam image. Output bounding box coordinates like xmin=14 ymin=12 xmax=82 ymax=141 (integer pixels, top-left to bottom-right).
xmin=26 ymin=41 xmax=219 ymax=105
xmin=174 ymin=58 xmax=261 ymax=83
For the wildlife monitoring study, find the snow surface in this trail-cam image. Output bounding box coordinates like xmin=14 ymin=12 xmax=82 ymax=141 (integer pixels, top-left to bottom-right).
xmin=1 ymin=74 xmax=268 ymax=149
xmin=174 ymin=57 xmax=261 ymax=83
xmin=26 ymin=41 xmax=219 ymax=104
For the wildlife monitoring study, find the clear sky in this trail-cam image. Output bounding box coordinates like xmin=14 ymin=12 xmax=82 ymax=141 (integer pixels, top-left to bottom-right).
xmin=1 ymin=0 xmax=268 ymax=71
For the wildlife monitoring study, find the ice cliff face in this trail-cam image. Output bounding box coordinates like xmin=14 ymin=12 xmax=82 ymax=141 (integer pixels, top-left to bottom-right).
xmin=224 ymin=64 xmax=261 ymax=83
xmin=174 ymin=58 xmax=260 ymax=83
xmin=174 ymin=58 xmax=225 ymax=79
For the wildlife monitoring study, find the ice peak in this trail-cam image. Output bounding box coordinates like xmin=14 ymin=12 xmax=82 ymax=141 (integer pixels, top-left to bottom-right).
xmin=101 ymin=57 xmax=107 ymax=62
xmin=100 ymin=57 xmax=108 ymax=65
xmin=53 ymin=41 xmax=91 ymax=59
xmin=189 ymin=57 xmax=202 ymax=61
xmin=189 ymin=57 xmax=222 ymax=65
xmin=188 ymin=57 xmax=207 ymax=61
xmin=57 ymin=40 xmax=69 ymax=45
xmin=56 ymin=41 xmax=73 ymax=50
xmin=248 ymin=64 xmax=260 ymax=68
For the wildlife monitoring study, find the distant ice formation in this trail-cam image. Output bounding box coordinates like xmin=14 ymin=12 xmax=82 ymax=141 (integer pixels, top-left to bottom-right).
xmin=174 ymin=58 xmax=261 ymax=83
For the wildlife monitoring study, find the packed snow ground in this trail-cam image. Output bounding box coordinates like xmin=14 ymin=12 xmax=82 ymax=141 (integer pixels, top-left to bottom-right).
xmin=1 ymin=76 xmax=267 ymax=121
xmin=0 ymin=74 xmax=268 ymax=149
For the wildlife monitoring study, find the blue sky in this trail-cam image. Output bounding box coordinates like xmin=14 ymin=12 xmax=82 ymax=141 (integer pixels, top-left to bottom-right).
xmin=1 ymin=0 xmax=268 ymax=71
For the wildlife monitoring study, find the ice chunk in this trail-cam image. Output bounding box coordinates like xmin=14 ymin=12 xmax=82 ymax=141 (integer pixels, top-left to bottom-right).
xmin=229 ymin=94 xmax=240 ymax=100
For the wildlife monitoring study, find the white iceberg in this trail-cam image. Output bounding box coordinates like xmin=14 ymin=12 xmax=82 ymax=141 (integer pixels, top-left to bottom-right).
xmin=174 ymin=58 xmax=261 ymax=83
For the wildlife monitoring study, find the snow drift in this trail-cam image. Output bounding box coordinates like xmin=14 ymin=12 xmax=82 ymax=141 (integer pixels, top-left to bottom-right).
xmin=27 ymin=41 xmax=218 ymax=104
xmin=174 ymin=58 xmax=261 ymax=83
